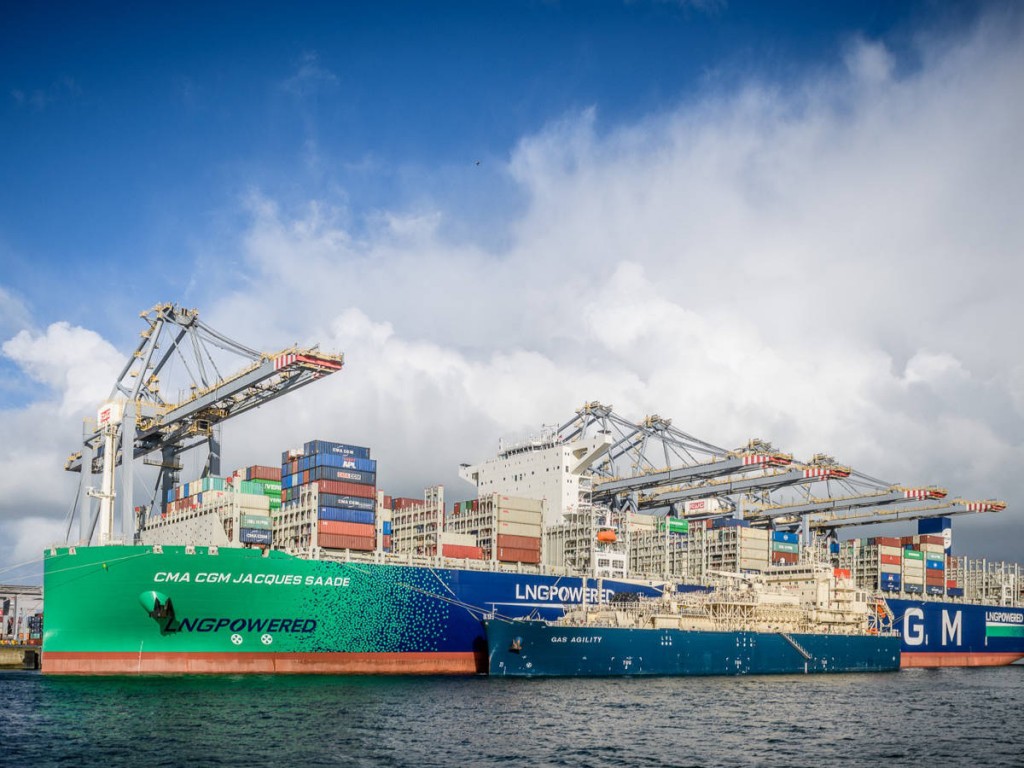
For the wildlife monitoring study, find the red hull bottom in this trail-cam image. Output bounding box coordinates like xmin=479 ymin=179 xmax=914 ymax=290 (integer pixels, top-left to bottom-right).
xmin=43 ymin=651 xmax=479 ymax=676
xmin=901 ymin=652 xmax=1024 ymax=668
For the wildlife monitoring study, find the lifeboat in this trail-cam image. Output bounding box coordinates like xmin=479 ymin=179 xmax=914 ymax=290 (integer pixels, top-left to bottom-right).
xmin=596 ymin=529 xmax=617 ymax=543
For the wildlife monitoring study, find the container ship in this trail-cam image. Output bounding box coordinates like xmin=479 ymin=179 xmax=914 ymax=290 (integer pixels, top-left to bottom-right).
xmin=40 ymin=304 xmax=1024 ymax=674
xmin=485 ymin=570 xmax=903 ymax=677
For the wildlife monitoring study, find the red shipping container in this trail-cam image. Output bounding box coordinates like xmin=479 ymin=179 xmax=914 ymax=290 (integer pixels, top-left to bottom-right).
xmin=497 ymin=547 xmax=541 ymax=564
xmin=880 ymin=554 xmax=902 ymax=565
xmin=382 ymin=534 xmax=392 ymax=548
xmin=383 ymin=495 xmax=393 ymax=509
xmin=318 ymin=532 xmax=374 ymax=551
xmin=926 ymin=572 xmax=945 ymax=583
xmin=900 ymin=536 xmax=916 ymax=546
xmin=319 ymin=520 xmax=375 ymax=537
xmin=247 ymin=465 xmax=282 ymax=481
xmin=441 ymin=544 xmax=485 ymax=560
xmin=919 ymin=535 xmax=944 ymax=546
xmin=833 ymin=568 xmax=851 ymax=579
xmin=946 ymin=580 xmax=958 ymax=588
xmin=874 ymin=537 xmax=901 ymax=548
xmin=316 ymin=479 xmax=377 ymax=499
xmin=496 ymin=534 xmax=541 ymax=552
xmin=393 ymin=497 xmax=422 ymax=510
xmin=771 ymin=551 xmax=798 ymax=565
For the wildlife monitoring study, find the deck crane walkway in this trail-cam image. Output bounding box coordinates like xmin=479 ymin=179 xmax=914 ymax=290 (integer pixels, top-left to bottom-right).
xmin=558 ymin=402 xmax=794 ymax=512
xmin=64 ymin=303 xmax=343 ymax=547
xmin=806 ymin=498 xmax=1007 ymax=532
xmin=743 ymin=485 xmax=949 ymax=524
xmin=638 ymin=457 xmax=854 ymax=515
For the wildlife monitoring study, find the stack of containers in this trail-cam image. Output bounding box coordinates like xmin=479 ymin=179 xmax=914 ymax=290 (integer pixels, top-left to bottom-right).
xmin=875 ymin=536 xmax=903 ymax=592
xmin=770 ymin=531 xmax=800 ymax=565
xmin=282 ymin=440 xmax=377 ymax=552
xmin=240 ymin=465 xmax=282 ymax=516
xmin=239 ymin=511 xmax=273 ymax=546
xmin=920 ymin=534 xmax=947 ymax=596
xmin=737 ymin=527 xmax=770 ymax=573
xmin=165 ymin=476 xmax=229 ymax=515
xmin=495 ymin=496 xmax=542 ymax=564
xmin=440 ymin=531 xmax=485 ymax=560
xmin=902 ymin=544 xmax=925 ymax=594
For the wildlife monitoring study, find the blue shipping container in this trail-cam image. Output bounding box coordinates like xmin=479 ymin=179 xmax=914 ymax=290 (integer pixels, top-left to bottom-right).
xmin=829 ymin=541 xmax=840 ymax=554
xmin=947 ymin=587 xmax=965 ymax=597
xmin=303 ymin=440 xmax=371 ymax=460
xmin=324 ymin=495 xmax=375 ymax=512
xmin=239 ymin=527 xmax=273 ymax=545
xmin=904 ymin=583 xmax=924 ymax=594
xmin=382 ymin=521 xmax=392 ymax=535
xmin=926 ymin=560 xmax=945 ymax=571
xmin=881 ymin=582 xmax=901 ymax=593
xmin=771 ymin=531 xmax=799 ymax=544
xmin=298 ymin=453 xmax=378 ymax=473
xmin=925 ymin=585 xmax=945 ymax=595
xmin=318 ymin=507 xmax=375 ymax=525
xmin=879 ymin=572 xmax=901 ymax=587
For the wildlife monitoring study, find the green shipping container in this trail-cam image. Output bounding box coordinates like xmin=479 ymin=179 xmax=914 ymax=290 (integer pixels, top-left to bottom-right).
xmin=240 ymin=515 xmax=272 ymax=530
xmin=238 ymin=480 xmax=263 ymax=495
xmin=771 ymin=541 xmax=800 ymax=554
xmin=903 ymin=549 xmax=924 ymax=560
xmin=657 ymin=517 xmax=689 ymax=534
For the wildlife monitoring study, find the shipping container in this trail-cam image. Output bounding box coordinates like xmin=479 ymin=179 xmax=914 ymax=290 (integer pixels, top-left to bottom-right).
xmin=904 ymin=583 xmax=924 ymax=594
xmin=833 ymin=568 xmax=851 ymax=579
xmin=382 ymin=521 xmax=392 ymax=535
xmin=771 ymin=531 xmax=799 ymax=544
xmin=770 ymin=551 xmax=798 ymax=565
xmin=903 ymin=549 xmax=924 ymax=560
xmin=318 ymin=519 xmax=375 ymax=538
xmin=318 ymin=495 xmax=376 ymax=512
xmin=879 ymin=572 xmax=901 ymax=587
xmin=303 ymin=440 xmax=372 ymax=460
xmin=239 ymin=528 xmax=273 ymax=545
xmin=240 ymin=514 xmax=272 ymax=530
xmin=308 ymin=466 xmax=376 ymax=485
xmin=382 ymin=534 xmax=392 ymax=549
xmin=496 ymin=520 xmax=543 ymax=538
xmin=497 ymin=508 xmax=543 ymax=525
xmin=393 ymin=497 xmax=423 ymax=510
xmin=657 ymin=517 xmax=690 ymax=534
xmin=880 ymin=554 xmax=902 ymax=566
xmin=496 ymin=534 xmax=541 ymax=552
xmin=771 ymin=541 xmax=800 ymax=554
xmin=925 ymin=585 xmax=945 ymax=596
xmin=441 ymin=544 xmax=485 ymax=560
xmin=926 ymin=560 xmax=945 ymax=571
xmin=871 ymin=537 xmax=901 ymax=548
xmin=947 ymin=587 xmax=965 ymax=597
xmin=712 ymin=518 xmax=750 ymax=529
xmin=318 ymin=507 xmax=375 ymax=525
xmin=245 ymin=465 xmax=282 ymax=481
xmin=317 ymin=532 xmax=375 ymax=551
xmin=497 ymin=547 xmax=541 ymax=564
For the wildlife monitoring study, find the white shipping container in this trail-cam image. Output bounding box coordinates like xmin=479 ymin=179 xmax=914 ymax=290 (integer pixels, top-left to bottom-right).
xmin=880 ymin=563 xmax=901 ymax=574
xmin=496 ymin=520 xmax=543 ymax=537
xmin=497 ymin=508 xmax=543 ymax=525
xmin=878 ymin=545 xmax=902 ymax=557
xmin=440 ymin=531 xmax=476 ymax=547
xmin=683 ymin=498 xmax=725 ymax=514
xmin=497 ymin=495 xmax=544 ymax=513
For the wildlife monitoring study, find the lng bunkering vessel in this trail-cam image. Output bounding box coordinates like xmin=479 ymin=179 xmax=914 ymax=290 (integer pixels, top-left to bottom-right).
xmin=39 ymin=304 xmax=1024 ymax=674
xmin=484 ymin=572 xmax=903 ymax=677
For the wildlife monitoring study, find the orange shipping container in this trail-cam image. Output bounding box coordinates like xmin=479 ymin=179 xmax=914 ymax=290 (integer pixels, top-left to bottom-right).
xmin=880 ymin=554 xmax=902 ymax=566
xmin=496 ymin=534 xmax=541 ymax=552
xmin=497 ymin=547 xmax=541 ymax=564
xmin=318 ymin=532 xmax=374 ymax=551
xmin=318 ymin=519 xmax=375 ymax=537
xmin=873 ymin=537 xmax=901 ymax=548
xmin=442 ymin=544 xmax=485 ymax=560
xmin=833 ymin=568 xmax=851 ymax=579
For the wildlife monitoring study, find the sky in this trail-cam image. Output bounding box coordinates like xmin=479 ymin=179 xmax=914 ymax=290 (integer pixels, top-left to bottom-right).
xmin=2 ymin=0 xmax=1022 ymax=581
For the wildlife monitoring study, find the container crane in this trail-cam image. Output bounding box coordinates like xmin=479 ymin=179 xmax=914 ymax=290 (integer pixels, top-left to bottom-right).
xmin=64 ymin=303 xmax=343 ymax=546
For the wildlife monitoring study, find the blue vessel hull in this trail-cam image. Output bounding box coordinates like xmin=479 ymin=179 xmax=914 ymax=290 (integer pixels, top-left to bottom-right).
xmin=885 ymin=598 xmax=1024 ymax=666
xmin=484 ymin=619 xmax=902 ymax=677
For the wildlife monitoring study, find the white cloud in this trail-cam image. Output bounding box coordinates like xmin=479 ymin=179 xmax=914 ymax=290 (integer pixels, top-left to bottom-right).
xmin=2 ymin=13 xmax=1024 ymax=566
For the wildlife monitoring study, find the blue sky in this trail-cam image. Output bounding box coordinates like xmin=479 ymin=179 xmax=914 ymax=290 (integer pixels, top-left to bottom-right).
xmin=2 ymin=1 xmax=1023 ymax=574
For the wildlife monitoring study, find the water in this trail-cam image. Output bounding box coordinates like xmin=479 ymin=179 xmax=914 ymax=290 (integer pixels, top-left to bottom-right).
xmin=2 ymin=667 xmax=1022 ymax=767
